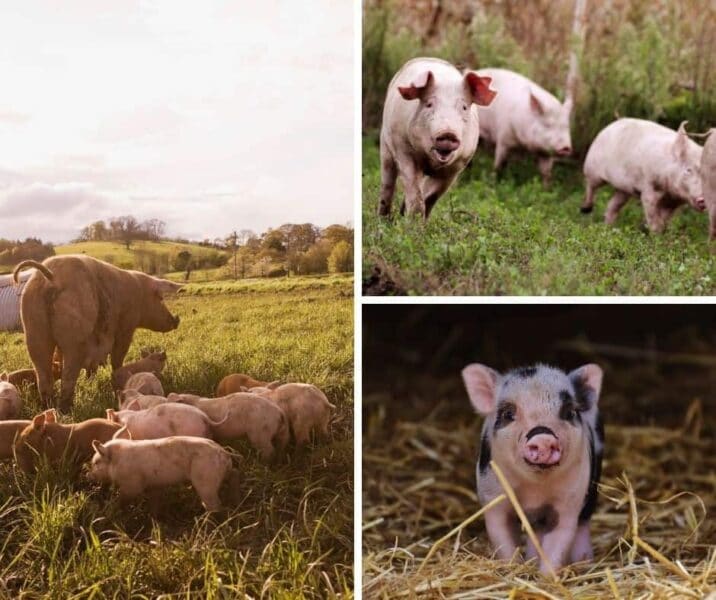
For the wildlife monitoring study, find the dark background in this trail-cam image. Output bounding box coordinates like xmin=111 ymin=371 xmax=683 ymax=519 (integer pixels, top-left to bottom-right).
xmin=363 ymin=304 xmax=716 ymax=429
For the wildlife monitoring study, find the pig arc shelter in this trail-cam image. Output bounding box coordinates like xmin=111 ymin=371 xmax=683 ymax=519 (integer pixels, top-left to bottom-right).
xmin=0 ymin=271 xmax=31 ymax=332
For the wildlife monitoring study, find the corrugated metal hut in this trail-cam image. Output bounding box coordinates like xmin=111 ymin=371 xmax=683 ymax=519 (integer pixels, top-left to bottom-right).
xmin=0 ymin=270 xmax=32 ymax=331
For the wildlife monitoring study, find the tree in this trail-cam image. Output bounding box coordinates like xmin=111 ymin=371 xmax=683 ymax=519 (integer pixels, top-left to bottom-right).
xmin=322 ymin=224 xmax=353 ymax=246
xmin=327 ymin=241 xmax=353 ymax=273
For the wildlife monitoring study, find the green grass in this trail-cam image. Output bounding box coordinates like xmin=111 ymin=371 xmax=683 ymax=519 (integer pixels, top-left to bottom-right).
xmin=0 ymin=279 xmax=353 ymax=597
xmin=56 ymin=240 xmax=223 ymax=263
xmin=362 ymin=135 xmax=716 ymax=295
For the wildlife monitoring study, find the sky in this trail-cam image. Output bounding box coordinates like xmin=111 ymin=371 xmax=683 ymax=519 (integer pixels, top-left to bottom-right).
xmin=0 ymin=1 xmax=353 ymax=244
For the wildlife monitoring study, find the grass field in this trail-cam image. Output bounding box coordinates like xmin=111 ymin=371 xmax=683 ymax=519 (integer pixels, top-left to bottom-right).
xmin=0 ymin=276 xmax=353 ymax=597
xmin=362 ymin=136 xmax=716 ymax=296
xmin=56 ymin=240 xmax=223 ymax=264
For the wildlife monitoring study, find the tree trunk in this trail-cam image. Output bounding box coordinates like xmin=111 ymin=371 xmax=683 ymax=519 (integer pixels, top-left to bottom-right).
xmin=565 ymin=0 xmax=588 ymax=114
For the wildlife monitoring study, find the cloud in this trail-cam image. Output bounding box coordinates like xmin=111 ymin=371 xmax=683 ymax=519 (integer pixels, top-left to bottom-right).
xmin=1 ymin=182 xmax=110 ymax=217
xmin=0 ymin=109 xmax=30 ymax=125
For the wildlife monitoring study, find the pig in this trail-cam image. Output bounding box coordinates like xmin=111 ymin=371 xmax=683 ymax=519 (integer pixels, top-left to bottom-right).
xmin=1 ymin=355 xmax=62 ymax=390
xmin=112 ymin=351 xmax=168 ymax=391
xmin=249 ymin=383 xmax=336 ymax=446
xmin=215 ymin=373 xmax=279 ymax=397
xmin=118 ymin=389 xmax=168 ymax=410
xmin=14 ymin=411 xmax=122 ymax=473
xmin=167 ymin=392 xmax=289 ymax=460
xmin=123 ymin=371 xmax=164 ymax=396
xmin=106 ymin=401 xmax=228 ymax=440
xmin=701 ymin=129 xmax=716 ymax=240
xmin=13 ymin=255 xmax=181 ymax=412
xmin=378 ymin=57 xmax=497 ymax=219
xmin=461 ymin=363 xmax=604 ymax=574
xmin=0 ymin=381 xmax=22 ymax=420
xmin=580 ymin=119 xmax=705 ymax=232
xmin=473 ymin=68 xmax=572 ymax=184
xmin=88 ymin=436 xmax=234 ymax=511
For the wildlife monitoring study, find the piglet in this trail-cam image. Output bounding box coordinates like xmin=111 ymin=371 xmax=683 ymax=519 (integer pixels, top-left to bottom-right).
xmin=106 ymin=401 xmax=228 ymax=440
xmin=216 ymin=373 xmax=280 ymax=396
xmin=461 ymin=363 xmax=604 ymax=574
xmin=118 ymin=389 xmax=168 ymax=410
xmin=89 ymin=436 xmax=234 ymax=511
xmin=0 ymin=381 xmax=22 ymax=420
xmin=249 ymin=383 xmax=336 ymax=446
xmin=14 ymin=412 xmax=121 ymax=473
xmin=124 ymin=372 xmax=164 ymax=397
xmin=112 ymin=351 xmax=167 ymax=391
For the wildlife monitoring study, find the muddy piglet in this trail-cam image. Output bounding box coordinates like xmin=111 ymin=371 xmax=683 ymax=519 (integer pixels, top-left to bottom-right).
xmin=461 ymin=363 xmax=604 ymax=575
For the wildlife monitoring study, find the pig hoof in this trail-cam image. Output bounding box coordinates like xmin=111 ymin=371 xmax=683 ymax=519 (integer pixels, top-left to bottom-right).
xmin=580 ymin=206 xmax=593 ymax=214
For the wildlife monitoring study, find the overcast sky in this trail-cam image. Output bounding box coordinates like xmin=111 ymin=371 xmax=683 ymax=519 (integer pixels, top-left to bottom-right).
xmin=0 ymin=1 xmax=353 ymax=244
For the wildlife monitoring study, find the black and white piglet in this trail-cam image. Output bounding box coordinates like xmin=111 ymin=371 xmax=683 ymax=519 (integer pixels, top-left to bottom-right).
xmin=461 ymin=363 xmax=604 ymax=574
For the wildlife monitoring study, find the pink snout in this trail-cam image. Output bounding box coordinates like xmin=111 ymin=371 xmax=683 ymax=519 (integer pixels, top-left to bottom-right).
xmin=434 ymin=132 xmax=460 ymax=157
xmin=523 ymin=434 xmax=562 ymax=466
xmin=556 ymin=146 xmax=572 ymax=157
xmin=694 ymin=196 xmax=706 ymax=212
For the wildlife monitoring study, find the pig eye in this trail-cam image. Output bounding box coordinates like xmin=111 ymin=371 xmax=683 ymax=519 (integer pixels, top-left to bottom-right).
xmin=462 ymin=103 xmax=468 ymax=111
xmin=498 ymin=405 xmax=515 ymax=423
xmin=426 ymin=101 xmax=433 ymax=108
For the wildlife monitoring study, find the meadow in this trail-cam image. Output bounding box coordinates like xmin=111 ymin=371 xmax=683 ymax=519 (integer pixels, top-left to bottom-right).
xmin=0 ymin=275 xmax=354 ymax=598
xmin=362 ymin=136 xmax=716 ymax=295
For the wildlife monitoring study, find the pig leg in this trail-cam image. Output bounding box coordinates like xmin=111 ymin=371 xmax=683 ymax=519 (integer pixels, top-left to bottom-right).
xmin=484 ymin=505 xmax=521 ymax=562
xmin=569 ymin=522 xmax=593 ymax=563
xmin=110 ymin=332 xmax=133 ymax=371
xmin=26 ymin=338 xmax=55 ymax=410
xmin=394 ymin=154 xmax=424 ymax=217
xmin=247 ymin=432 xmax=274 ymax=461
xmin=539 ymin=516 xmax=578 ymax=574
xmin=421 ymin=174 xmax=458 ymax=219
xmin=58 ymin=345 xmax=85 ymax=412
xmin=537 ymin=156 xmax=554 ymax=186
xmin=493 ymin=141 xmax=509 ymax=172
xmin=580 ymin=178 xmax=602 ymax=214
xmin=378 ymin=146 xmax=398 ymax=217
xmin=604 ymin=191 xmax=630 ymax=225
xmin=293 ymin=419 xmax=311 ymax=447
xmin=641 ymin=188 xmax=667 ymax=233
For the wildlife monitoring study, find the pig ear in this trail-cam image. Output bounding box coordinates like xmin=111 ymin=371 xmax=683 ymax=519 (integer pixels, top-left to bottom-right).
xmin=529 ymin=91 xmax=545 ymax=115
xmin=127 ymin=399 xmax=141 ymax=411
xmin=32 ymin=412 xmax=46 ymax=432
xmin=267 ymin=380 xmax=281 ymax=390
xmin=398 ymin=71 xmax=434 ymax=101
xmin=673 ymin=121 xmax=690 ymax=162
xmin=464 ymin=72 xmax=497 ymax=107
xmin=113 ymin=426 xmax=131 ymax=440
xmin=151 ymin=278 xmax=183 ymax=296
xmin=140 ymin=348 xmax=150 ymax=358
xmin=44 ymin=409 xmax=57 ymax=423
xmin=92 ymin=440 xmax=109 ymax=456
xmin=563 ymin=95 xmax=574 ymax=116
xmin=0 ymin=372 xmax=7 ymax=382
xmin=461 ymin=364 xmax=500 ymax=415
xmin=569 ymin=364 xmax=603 ymax=410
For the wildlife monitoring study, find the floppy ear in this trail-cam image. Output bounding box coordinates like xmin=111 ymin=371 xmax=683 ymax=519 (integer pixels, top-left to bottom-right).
xmin=569 ymin=364 xmax=603 ymax=410
xmin=672 ymin=121 xmax=690 ymax=162
xmin=529 ymin=91 xmax=545 ymax=115
xmin=461 ymin=364 xmax=500 ymax=415
xmin=44 ymin=409 xmax=57 ymax=423
xmin=127 ymin=399 xmax=141 ymax=411
xmin=464 ymin=72 xmax=497 ymax=107
xmin=267 ymin=380 xmax=281 ymax=390
xmin=398 ymin=70 xmax=434 ymax=101
xmin=92 ymin=440 xmax=109 ymax=457
xmin=151 ymin=278 xmax=183 ymax=296
xmin=31 ymin=412 xmax=47 ymax=432
xmin=563 ymin=95 xmax=574 ymax=116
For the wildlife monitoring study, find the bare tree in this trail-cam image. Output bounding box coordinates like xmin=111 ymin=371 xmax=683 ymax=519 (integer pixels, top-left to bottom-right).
xmin=565 ymin=0 xmax=588 ymax=116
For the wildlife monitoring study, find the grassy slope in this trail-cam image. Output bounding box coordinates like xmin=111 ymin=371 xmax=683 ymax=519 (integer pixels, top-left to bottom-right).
xmin=362 ymin=136 xmax=716 ymax=295
xmin=56 ymin=240 xmax=223 ymax=263
xmin=0 ymin=279 xmax=353 ymax=598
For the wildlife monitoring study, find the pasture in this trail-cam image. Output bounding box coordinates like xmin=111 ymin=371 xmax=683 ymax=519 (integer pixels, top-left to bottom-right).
xmin=362 ymin=137 xmax=716 ymax=295
xmin=0 ymin=275 xmax=354 ymax=597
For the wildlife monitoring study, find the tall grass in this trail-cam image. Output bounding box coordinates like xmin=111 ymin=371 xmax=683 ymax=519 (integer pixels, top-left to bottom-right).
xmin=0 ymin=282 xmax=353 ymax=597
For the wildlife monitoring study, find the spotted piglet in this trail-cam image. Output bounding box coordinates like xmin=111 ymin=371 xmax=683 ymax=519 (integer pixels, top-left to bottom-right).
xmin=461 ymin=363 xmax=604 ymax=574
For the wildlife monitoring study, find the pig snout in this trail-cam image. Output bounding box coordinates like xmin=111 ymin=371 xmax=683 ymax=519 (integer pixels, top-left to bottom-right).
xmin=556 ymin=146 xmax=572 ymax=157
xmin=694 ymin=196 xmax=706 ymax=211
xmin=433 ymin=132 xmax=460 ymax=160
xmin=523 ymin=426 xmax=561 ymax=467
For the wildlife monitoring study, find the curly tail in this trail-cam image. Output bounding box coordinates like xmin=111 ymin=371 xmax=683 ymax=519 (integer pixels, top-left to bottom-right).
xmin=13 ymin=260 xmax=54 ymax=284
